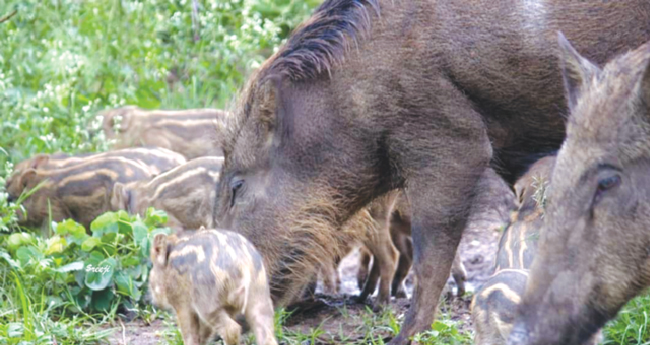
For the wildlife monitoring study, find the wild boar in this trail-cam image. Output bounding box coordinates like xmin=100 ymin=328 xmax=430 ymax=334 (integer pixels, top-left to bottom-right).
xmin=6 ymin=157 xmax=153 ymax=230
xmin=11 ymin=147 xmax=186 ymax=177
xmin=213 ymin=1 xmax=650 ymax=342
xmin=472 ymin=155 xmax=555 ymax=345
xmin=508 ymin=35 xmax=650 ymax=345
xmin=149 ymin=229 xmax=278 ymax=345
xmin=493 ymin=156 xmax=555 ymax=272
xmin=111 ymin=157 xmax=223 ymax=231
xmin=101 ymin=106 xmax=226 ymax=159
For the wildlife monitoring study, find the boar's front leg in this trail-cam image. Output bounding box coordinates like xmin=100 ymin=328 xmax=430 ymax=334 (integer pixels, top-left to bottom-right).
xmin=388 ymin=87 xmax=491 ymax=344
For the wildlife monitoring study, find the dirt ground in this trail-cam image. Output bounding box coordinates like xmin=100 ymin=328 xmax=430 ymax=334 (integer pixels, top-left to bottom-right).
xmin=107 ymin=174 xmax=514 ymax=344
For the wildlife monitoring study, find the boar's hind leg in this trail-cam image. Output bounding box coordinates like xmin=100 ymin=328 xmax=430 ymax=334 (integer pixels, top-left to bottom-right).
xmin=388 ymin=103 xmax=491 ymax=344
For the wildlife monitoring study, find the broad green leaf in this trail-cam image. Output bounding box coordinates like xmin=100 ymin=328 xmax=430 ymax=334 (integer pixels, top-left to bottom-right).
xmin=132 ymin=220 xmax=148 ymax=246
xmin=144 ymin=207 xmax=168 ymax=227
xmin=15 ymin=246 xmax=41 ymax=266
xmin=90 ymin=212 xmax=119 ymax=237
xmin=84 ymin=257 xmax=116 ymax=291
xmin=90 ymin=289 xmax=114 ymax=312
xmin=55 ymin=219 xmax=86 ymax=239
xmin=44 ymin=235 xmax=67 ymax=255
xmin=115 ymin=271 xmax=141 ymax=301
xmin=81 ymin=237 xmax=102 ymax=252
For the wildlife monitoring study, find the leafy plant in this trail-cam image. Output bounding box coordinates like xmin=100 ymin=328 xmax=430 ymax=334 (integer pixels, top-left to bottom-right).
xmin=0 ymin=208 xmax=171 ymax=343
xmin=411 ymin=319 xmax=472 ymax=345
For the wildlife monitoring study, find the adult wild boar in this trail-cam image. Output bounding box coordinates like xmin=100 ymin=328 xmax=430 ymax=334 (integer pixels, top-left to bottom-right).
xmin=214 ymin=0 xmax=650 ymax=342
xmin=508 ymin=36 xmax=650 ymax=345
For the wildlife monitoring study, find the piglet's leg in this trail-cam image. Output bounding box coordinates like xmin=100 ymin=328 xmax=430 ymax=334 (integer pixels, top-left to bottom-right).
xmin=198 ymin=320 xmax=214 ymax=344
xmin=207 ymin=310 xmax=242 ymax=345
xmin=176 ymin=308 xmax=201 ymax=345
xmin=246 ymin=298 xmax=278 ymax=345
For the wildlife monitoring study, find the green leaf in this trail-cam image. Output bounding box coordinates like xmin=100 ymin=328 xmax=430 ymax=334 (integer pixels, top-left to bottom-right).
xmin=121 ymin=256 xmax=140 ymax=267
xmin=90 ymin=289 xmax=115 ymax=312
xmin=90 ymin=212 xmax=119 ymax=237
xmin=84 ymin=257 xmax=116 ymax=291
xmin=144 ymin=207 xmax=168 ymax=227
xmin=118 ymin=217 xmax=133 ymax=235
xmin=15 ymin=246 xmax=41 ymax=266
xmin=81 ymin=237 xmax=102 ymax=252
xmin=55 ymin=218 xmax=87 ymax=239
xmin=115 ymin=271 xmax=141 ymax=301
xmin=44 ymin=235 xmax=67 ymax=255
xmin=132 ymin=220 xmax=148 ymax=246
xmin=0 ymin=250 xmax=20 ymax=269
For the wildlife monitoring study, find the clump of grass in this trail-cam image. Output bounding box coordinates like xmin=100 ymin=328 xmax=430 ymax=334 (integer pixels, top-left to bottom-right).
xmin=531 ymin=175 xmax=549 ymax=211
xmin=603 ymin=293 xmax=650 ymax=345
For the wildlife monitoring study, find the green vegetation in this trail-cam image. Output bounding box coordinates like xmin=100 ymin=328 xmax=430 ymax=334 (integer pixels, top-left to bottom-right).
xmin=0 ymin=0 xmax=649 ymax=344
xmin=0 ymin=209 xmax=170 ymax=344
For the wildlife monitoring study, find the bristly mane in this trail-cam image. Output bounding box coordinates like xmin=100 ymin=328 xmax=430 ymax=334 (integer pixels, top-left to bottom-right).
xmin=263 ymin=0 xmax=380 ymax=81
xmin=218 ymin=0 xmax=381 ymax=155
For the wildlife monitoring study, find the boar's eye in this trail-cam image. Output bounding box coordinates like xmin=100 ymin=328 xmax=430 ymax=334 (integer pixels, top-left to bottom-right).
xmin=230 ymin=179 xmax=244 ymax=208
xmin=594 ymin=174 xmax=621 ymax=203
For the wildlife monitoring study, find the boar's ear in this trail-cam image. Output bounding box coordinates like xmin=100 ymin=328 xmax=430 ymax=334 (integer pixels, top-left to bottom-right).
xmin=151 ymin=233 xmax=170 ymax=266
xmin=258 ymin=75 xmax=290 ymax=143
xmin=557 ymin=31 xmax=601 ymax=111
xmin=18 ymin=169 xmax=37 ymax=189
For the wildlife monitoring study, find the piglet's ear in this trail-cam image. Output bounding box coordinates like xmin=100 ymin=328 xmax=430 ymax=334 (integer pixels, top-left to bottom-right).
xmin=151 ymin=233 xmax=170 ymax=267
xmin=18 ymin=169 xmax=38 ymax=189
xmin=557 ymin=31 xmax=601 ymax=112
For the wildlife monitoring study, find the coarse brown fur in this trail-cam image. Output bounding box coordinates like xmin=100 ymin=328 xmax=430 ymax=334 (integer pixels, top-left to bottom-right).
xmin=214 ymin=1 xmax=650 ymax=342
xmin=6 ymin=157 xmax=153 ymax=230
xmin=111 ymin=157 xmax=223 ymax=231
xmin=149 ymin=229 xmax=278 ymax=345
xmin=101 ymin=106 xmax=226 ymax=159
xmin=509 ymin=36 xmax=650 ymax=345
